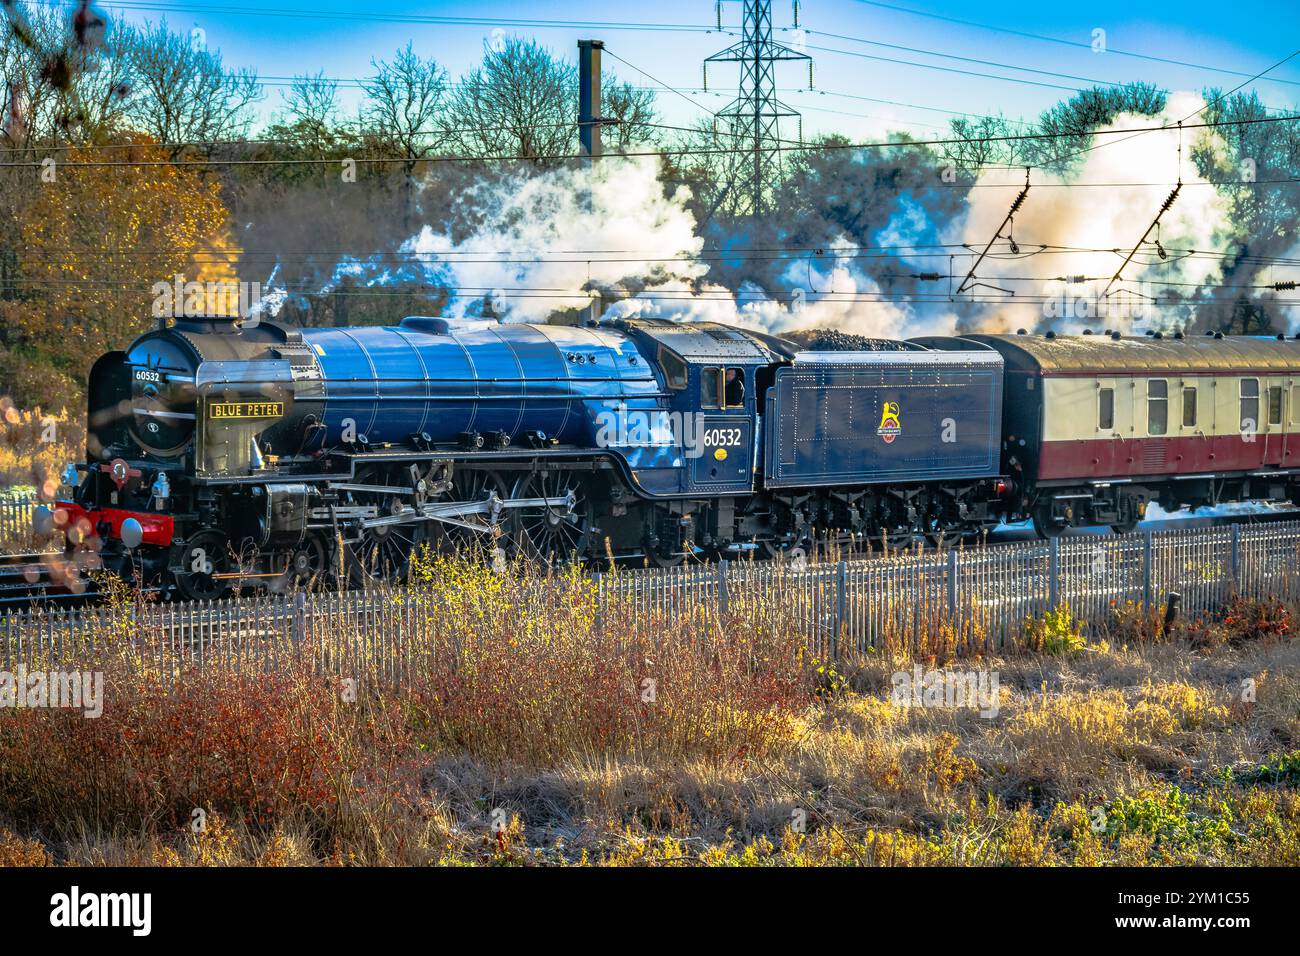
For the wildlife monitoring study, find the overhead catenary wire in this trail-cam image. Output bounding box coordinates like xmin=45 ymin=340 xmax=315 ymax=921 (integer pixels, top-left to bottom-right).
xmin=802 ymin=30 xmax=1295 ymax=112
xmin=0 ymin=90 xmax=1047 ymax=156
xmin=1048 ymin=48 xmax=1300 ymax=169
xmin=6 ymin=275 xmax=1294 ymax=305
xmin=15 ymin=240 xmax=1300 ymax=271
xmin=848 ymin=0 xmax=1300 ymax=90
xmin=1 ymin=113 xmax=1296 ymax=169
xmin=7 ymin=266 xmax=1295 ymax=298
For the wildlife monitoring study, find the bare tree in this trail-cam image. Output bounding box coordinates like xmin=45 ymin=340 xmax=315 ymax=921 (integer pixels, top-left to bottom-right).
xmin=122 ymin=20 xmax=260 ymax=154
xmin=1023 ymin=82 xmax=1166 ymax=172
xmin=941 ymin=115 xmax=1028 ymax=177
xmin=284 ymin=71 xmax=339 ymax=131
xmin=53 ymin=23 xmax=134 ymax=144
xmin=361 ymin=44 xmax=445 ymax=162
xmin=601 ymin=76 xmax=658 ymax=153
xmin=440 ymin=37 xmax=575 ymax=162
xmin=271 ymin=71 xmax=348 ymax=158
xmin=359 ymin=43 xmax=446 ymax=221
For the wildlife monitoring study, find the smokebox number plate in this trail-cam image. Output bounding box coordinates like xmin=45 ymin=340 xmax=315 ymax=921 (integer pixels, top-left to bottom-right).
xmin=208 ymin=401 xmax=284 ymax=419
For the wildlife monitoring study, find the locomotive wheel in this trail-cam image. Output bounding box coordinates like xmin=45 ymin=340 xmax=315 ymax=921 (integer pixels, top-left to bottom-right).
xmin=921 ymin=494 xmax=965 ymax=548
xmin=508 ymin=470 xmax=591 ymax=564
xmin=648 ymin=548 xmax=687 ymax=568
xmin=761 ymin=532 xmax=809 ymax=560
xmin=870 ymin=496 xmax=912 ymax=552
xmin=1031 ymin=501 xmax=1067 ymax=539
xmin=344 ymin=468 xmax=428 ymax=586
xmin=277 ymin=533 xmax=331 ymax=591
xmin=173 ymin=529 xmax=231 ymax=602
xmin=436 ymin=468 xmax=509 ymax=557
xmin=1110 ymin=497 xmax=1142 ymax=535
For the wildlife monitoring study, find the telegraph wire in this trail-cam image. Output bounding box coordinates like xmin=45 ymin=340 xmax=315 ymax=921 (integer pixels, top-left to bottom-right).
xmin=849 ymin=0 xmax=1300 ymax=90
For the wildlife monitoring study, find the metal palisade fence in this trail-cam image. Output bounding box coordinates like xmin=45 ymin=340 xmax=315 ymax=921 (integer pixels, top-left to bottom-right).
xmin=3 ymin=520 xmax=1300 ymax=676
xmin=0 ymin=495 xmax=35 ymax=551
xmin=596 ymin=521 xmax=1300 ymax=656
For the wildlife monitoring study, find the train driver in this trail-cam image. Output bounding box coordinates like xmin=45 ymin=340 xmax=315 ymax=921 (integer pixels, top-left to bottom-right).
xmin=725 ymin=367 xmax=746 ymax=407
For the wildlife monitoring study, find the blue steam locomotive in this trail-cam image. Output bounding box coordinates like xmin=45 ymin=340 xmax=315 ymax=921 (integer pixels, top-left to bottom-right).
xmin=50 ymin=312 xmax=1010 ymax=598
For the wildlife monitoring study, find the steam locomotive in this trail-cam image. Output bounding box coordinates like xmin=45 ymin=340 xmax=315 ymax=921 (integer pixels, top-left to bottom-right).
xmin=40 ymin=309 xmax=1300 ymax=599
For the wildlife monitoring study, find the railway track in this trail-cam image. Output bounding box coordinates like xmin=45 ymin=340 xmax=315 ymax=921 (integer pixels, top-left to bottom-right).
xmin=0 ymin=550 xmax=102 ymax=609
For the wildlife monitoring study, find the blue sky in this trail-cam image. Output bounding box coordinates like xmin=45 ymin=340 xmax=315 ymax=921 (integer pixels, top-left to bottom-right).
xmin=93 ymin=0 xmax=1300 ymax=139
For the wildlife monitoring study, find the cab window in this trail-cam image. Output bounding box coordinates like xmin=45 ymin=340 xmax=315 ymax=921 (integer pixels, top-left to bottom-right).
xmin=701 ymin=367 xmax=723 ymax=409
xmin=659 ymin=347 xmax=687 ymax=390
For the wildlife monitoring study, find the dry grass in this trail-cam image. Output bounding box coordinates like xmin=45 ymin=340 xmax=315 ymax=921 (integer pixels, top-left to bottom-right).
xmin=0 ymin=554 xmax=1297 ymax=866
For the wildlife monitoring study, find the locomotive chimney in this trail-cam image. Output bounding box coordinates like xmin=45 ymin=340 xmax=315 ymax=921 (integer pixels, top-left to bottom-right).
xmin=578 ymin=39 xmax=604 ymax=162
xmin=154 ymin=274 xmax=256 ymax=333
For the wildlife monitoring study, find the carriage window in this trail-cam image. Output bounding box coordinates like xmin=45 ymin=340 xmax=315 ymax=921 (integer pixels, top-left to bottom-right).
xmin=701 ymin=367 xmax=723 ymax=409
xmin=1147 ymin=379 xmax=1167 ymax=435
xmin=1292 ymin=385 xmax=1300 ymax=426
xmin=659 ymin=347 xmax=687 ymax=390
xmin=1240 ymin=379 xmax=1259 ymax=432
xmin=1182 ymin=386 xmax=1197 ymax=428
xmin=1269 ymin=386 xmax=1284 ymax=426
xmin=1098 ymin=388 xmax=1114 ymax=430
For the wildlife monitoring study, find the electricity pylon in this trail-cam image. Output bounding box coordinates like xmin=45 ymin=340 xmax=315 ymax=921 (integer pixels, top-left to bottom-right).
xmin=705 ymin=0 xmax=812 ymax=217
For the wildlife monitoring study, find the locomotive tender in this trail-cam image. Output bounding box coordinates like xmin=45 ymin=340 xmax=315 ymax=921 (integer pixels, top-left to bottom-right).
xmin=41 ymin=311 xmax=1300 ymax=599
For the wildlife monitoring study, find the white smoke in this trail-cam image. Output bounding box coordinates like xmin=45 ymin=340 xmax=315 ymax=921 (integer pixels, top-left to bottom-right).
xmin=397 ymin=156 xmax=705 ymax=323
xmin=948 ymin=92 xmax=1235 ymax=334
xmin=373 ymin=155 xmax=950 ymax=339
xmin=358 ymin=93 xmax=1251 ymax=342
xmin=612 ymin=239 xmax=957 ymax=338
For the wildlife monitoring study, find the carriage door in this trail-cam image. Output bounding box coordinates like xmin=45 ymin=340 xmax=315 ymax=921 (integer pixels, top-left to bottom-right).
xmin=689 ymin=365 xmax=754 ymax=492
xmin=1287 ymin=381 xmax=1300 ymax=467
xmin=1265 ymin=380 xmax=1287 ymax=466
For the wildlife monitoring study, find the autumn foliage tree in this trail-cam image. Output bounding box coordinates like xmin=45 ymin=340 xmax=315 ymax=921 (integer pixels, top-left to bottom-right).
xmin=0 ymin=136 xmax=239 ymax=406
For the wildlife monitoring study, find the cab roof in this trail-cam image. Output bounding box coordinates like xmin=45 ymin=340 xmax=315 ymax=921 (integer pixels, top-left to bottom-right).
xmin=605 ymin=317 xmax=793 ymax=362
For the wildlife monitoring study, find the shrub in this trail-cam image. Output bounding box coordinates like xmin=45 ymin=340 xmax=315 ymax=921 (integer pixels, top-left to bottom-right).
xmin=1023 ymin=603 xmax=1086 ymax=655
xmin=1223 ymin=596 xmax=1291 ymax=645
